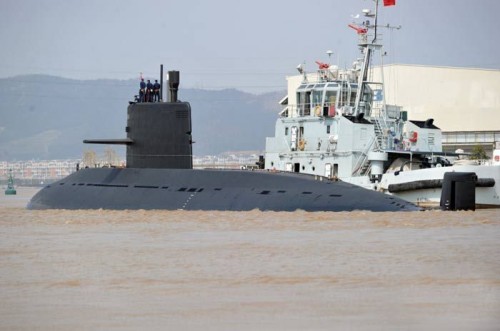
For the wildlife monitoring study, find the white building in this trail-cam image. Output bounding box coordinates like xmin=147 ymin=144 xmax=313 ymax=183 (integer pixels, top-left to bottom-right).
xmin=373 ymin=64 xmax=500 ymax=154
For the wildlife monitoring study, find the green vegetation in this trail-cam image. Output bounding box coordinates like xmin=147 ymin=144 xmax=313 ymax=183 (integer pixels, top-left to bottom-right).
xmin=469 ymin=145 xmax=490 ymax=160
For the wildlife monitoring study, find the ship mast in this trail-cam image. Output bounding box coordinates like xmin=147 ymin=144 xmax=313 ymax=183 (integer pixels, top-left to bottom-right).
xmin=353 ymin=0 xmax=381 ymax=117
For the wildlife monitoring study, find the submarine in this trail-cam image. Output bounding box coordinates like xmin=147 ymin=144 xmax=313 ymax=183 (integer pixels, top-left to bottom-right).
xmin=28 ymin=69 xmax=419 ymax=212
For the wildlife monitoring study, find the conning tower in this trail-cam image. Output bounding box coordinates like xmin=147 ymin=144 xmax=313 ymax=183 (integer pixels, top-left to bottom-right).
xmin=84 ymin=69 xmax=193 ymax=169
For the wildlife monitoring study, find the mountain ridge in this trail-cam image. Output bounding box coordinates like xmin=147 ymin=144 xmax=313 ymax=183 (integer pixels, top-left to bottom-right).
xmin=0 ymin=75 xmax=284 ymax=161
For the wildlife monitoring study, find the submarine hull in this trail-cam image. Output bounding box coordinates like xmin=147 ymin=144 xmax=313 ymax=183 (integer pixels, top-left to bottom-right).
xmin=28 ymin=168 xmax=420 ymax=211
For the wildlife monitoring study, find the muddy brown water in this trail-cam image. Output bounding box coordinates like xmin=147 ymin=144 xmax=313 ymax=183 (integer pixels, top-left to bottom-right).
xmin=1 ymin=187 xmax=499 ymax=330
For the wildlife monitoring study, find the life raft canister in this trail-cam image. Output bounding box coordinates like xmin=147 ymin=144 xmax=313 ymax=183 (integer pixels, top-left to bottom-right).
xmin=409 ymin=131 xmax=418 ymax=143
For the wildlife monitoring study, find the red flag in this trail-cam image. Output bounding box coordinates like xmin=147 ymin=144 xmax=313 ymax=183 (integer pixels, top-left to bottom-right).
xmin=383 ymin=0 xmax=396 ymax=6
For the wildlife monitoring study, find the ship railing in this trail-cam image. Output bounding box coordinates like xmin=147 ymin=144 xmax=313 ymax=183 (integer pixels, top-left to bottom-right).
xmin=287 ymin=102 xmax=337 ymax=118
xmin=373 ymin=104 xmax=403 ymax=151
xmin=284 ymin=104 xmax=297 ymax=117
xmin=298 ymin=103 xmax=311 ymax=117
xmin=316 ymin=69 xmax=338 ymax=82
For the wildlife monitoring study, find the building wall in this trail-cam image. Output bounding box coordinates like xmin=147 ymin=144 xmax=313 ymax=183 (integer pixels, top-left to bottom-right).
xmin=373 ymin=64 xmax=500 ymax=132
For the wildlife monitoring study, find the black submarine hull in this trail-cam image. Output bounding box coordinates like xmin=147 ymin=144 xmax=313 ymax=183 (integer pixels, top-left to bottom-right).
xmin=27 ymin=168 xmax=420 ymax=211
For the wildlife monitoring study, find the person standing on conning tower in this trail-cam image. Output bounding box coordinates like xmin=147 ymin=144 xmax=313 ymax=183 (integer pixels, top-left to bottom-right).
xmin=146 ymin=79 xmax=153 ymax=102
xmin=153 ymin=80 xmax=160 ymax=102
xmin=139 ymin=78 xmax=146 ymax=102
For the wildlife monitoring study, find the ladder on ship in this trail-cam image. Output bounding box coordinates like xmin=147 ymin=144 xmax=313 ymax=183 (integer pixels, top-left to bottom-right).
xmin=352 ymin=114 xmax=390 ymax=176
xmin=372 ymin=117 xmax=385 ymax=150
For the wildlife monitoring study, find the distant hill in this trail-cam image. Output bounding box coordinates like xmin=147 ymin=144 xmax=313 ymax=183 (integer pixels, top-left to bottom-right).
xmin=0 ymin=75 xmax=284 ymax=161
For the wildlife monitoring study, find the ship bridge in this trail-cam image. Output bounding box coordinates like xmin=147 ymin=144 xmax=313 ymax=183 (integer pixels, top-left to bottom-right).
xmin=284 ymin=63 xmax=375 ymax=119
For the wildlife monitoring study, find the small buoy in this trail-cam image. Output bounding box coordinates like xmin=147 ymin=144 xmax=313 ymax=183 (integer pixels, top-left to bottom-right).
xmin=4 ymin=170 xmax=16 ymax=195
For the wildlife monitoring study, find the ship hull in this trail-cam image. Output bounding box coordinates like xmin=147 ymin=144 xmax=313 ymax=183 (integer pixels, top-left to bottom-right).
xmin=27 ymin=168 xmax=420 ymax=212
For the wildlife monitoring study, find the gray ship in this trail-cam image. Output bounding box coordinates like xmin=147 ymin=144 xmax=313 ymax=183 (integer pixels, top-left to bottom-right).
xmin=28 ymin=70 xmax=419 ymax=211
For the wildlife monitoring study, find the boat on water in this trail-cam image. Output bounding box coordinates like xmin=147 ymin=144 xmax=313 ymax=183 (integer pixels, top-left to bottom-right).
xmin=28 ymin=69 xmax=419 ymax=212
xmin=264 ymin=0 xmax=500 ymax=208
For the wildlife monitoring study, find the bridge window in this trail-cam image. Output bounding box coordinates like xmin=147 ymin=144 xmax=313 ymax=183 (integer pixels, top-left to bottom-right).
xmin=339 ymin=83 xmax=349 ymax=107
xmin=350 ymin=91 xmax=357 ymax=107
xmin=325 ymin=91 xmax=337 ymax=112
xmin=312 ymin=89 xmax=322 ymax=108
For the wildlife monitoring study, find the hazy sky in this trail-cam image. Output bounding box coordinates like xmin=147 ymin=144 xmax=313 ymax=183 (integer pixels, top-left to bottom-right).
xmin=1 ymin=0 xmax=498 ymax=93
